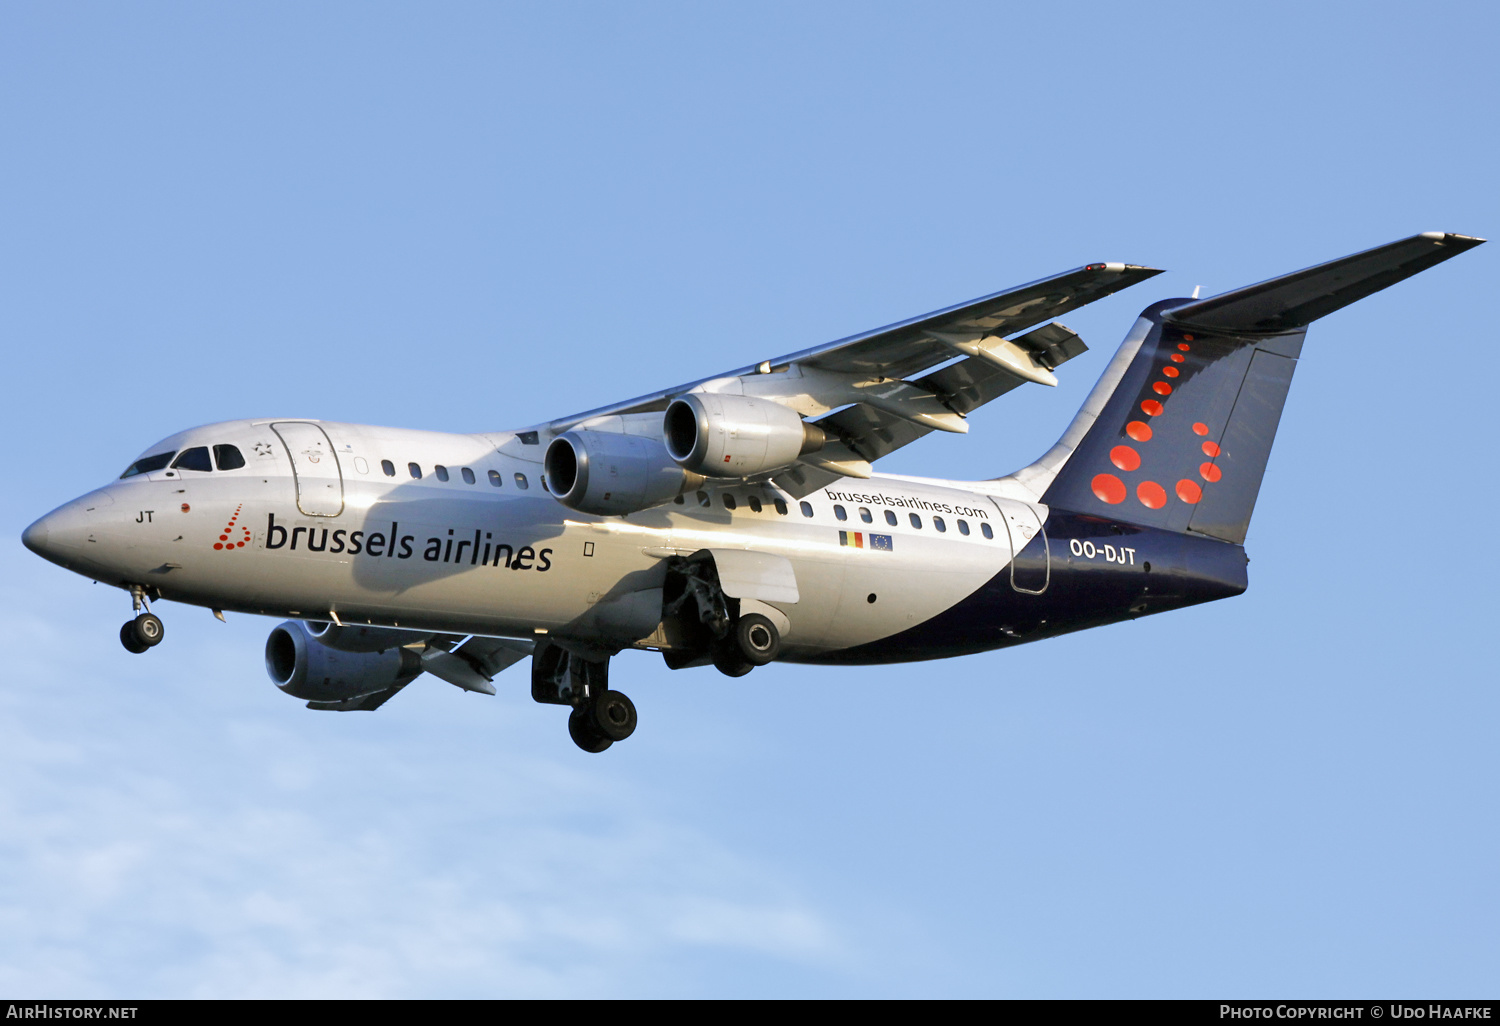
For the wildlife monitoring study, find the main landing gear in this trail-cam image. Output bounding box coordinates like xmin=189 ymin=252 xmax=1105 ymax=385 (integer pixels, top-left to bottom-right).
xmin=533 ymin=640 xmax=637 ymax=754
xmin=663 ymin=557 xmax=783 ymax=678
xmin=119 ymin=585 xmax=165 ymax=654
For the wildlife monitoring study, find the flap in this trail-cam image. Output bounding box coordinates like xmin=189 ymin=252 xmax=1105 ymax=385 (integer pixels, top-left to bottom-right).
xmin=421 ymin=636 xmax=535 ymax=695
xmin=705 ymin=549 xmax=800 ymax=603
xmin=306 ymin=682 xmax=410 ymax=712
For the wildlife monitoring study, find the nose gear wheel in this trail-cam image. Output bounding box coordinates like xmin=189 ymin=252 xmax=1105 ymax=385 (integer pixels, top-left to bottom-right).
xmin=120 ymin=612 xmax=164 ymax=654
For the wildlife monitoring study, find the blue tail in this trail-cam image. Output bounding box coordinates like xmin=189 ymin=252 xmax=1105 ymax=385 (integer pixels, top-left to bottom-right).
xmin=1030 ymin=232 xmax=1483 ymax=543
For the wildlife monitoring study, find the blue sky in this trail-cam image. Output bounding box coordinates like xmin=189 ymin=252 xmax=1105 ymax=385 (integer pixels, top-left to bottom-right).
xmin=1 ymin=1 xmax=1495 ymax=997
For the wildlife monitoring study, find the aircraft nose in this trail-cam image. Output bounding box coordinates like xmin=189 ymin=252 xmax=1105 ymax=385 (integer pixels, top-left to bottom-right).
xmin=21 ymin=516 xmax=49 ymax=556
xmin=21 ymin=490 xmax=114 ymax=568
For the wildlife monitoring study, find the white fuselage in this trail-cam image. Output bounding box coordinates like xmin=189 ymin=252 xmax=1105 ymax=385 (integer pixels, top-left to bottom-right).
xmin=35 ymin=419 xmax=1044 ymax=659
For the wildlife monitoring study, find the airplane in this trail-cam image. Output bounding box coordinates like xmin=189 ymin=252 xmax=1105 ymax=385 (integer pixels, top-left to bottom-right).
xmin=22 ymin=232 xmax=1483 ymax=752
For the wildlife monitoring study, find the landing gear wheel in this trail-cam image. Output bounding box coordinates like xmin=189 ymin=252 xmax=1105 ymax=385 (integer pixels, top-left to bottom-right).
xmin=713 ymin=643 xmax=755 ymax=678
xmin=568 ymin=707 xmax=613 ymax=753
xmin=119 ymin=622 xmax=148 ymax=654
xmin=735 ymin=613 xmax=780 ymax=665
xmin=132 ymin=613 xmax=165 ymax=648
xmin=591 ymin=690 xmax=637 ymax=741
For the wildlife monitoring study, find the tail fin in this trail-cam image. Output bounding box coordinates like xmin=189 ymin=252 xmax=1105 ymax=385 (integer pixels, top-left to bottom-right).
xmin=1022 ymin=232 xmax=1484 ymax=543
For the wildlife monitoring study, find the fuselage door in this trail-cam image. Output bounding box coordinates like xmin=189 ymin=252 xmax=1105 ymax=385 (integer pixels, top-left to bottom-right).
xmin=272 ymin=422 xmax=344 ymax=517
xmin=1000 ymin=502 xmax=1050 ymax=595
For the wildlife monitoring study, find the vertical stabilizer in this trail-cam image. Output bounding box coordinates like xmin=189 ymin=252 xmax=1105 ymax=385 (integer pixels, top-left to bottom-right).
xmin=1008 ymin=232 xmax=1484 ymax=542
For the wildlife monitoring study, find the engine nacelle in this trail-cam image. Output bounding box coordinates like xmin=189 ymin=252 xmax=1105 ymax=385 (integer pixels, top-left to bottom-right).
xmin=544 ymin=430 xmax=704 ymax=516
xmin=302 ymin=620 xmax=432 ymax=653
xmin=663 ymin=393 xmax=823 ymax=478
xmin=265 ymin=620 xmax=424 ymax=702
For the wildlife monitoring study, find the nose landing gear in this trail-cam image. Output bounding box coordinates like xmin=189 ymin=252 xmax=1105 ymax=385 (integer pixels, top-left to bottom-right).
xmin=119 ymin=585 xmax=165 ymax=654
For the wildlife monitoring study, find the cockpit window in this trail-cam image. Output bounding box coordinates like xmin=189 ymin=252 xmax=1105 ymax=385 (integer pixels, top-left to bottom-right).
xmin=171 ymin=447 xmax=214 ymax=472
xmin=213 ymin=444 xmax=246 ymax=471
xmin=120 ymin=451 xmax=177 ymax=478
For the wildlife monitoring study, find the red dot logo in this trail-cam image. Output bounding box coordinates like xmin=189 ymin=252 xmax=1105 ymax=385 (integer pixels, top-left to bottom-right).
xmin=1141 ymin=400 xmax=1164 ymax=417
xmin=1162 ymin=366 xmax=1179 ymax=378
xmin=1126 ymin=421 xmax=1152 ymax=442
xmin=1200 ymin=462 xmax=1222 ymax=482
xmin=1178 ymin=342 xmax=1191 ymax=351
xmin=1152 ymin=381 xmax=1172 ymax=396
xmin=212 ymin=504 xmax=247 ymax=552
xmin=1092 ymin=474 xmax=1126 ymax=504
xmin=1202 ymin=440 xmax=1221 ymax=457
xmin=1170 ymin=353 xmax=1185 ymax=363
xmin=1110 ymin=445 xmax=1141 ymax=471
xmin=1192 ymin=422 xmax=1209 ymax=436
xmin=1176 ymin=479 xmax=1202 ymax=503
xmin=1137 ymin=481 xmax=1167 ymax=509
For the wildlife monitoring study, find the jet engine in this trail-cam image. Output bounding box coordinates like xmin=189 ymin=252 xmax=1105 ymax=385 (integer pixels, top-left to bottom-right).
xmin=302 ymin=620 xmax=432 ymax=653
xmin=265 ymin=620 xmax=424 ymax=702
xmin=544 ymin=430 xmax=705 ymax=516
xmin=663 ymin=393 xmax=824 ymax=478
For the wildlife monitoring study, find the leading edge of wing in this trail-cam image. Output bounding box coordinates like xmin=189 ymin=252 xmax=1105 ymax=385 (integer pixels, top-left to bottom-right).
xmin=546 ymin=262 xmax=1164 ymax=433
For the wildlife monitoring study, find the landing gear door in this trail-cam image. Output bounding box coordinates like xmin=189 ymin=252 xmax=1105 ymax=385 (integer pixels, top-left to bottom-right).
xmin=1000 ymin=502 xmax=1050 ymax=595
xmin=272 ymin=422 xmax=345 ymax=517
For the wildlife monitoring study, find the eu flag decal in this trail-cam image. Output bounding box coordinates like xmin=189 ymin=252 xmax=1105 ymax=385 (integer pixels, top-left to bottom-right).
xmin=839 ymin=531 xmax=893 ymax=551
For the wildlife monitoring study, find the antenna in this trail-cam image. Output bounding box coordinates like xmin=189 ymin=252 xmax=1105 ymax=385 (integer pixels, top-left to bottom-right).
xmin=1191 ymin=285 xmax=1203 ymax=299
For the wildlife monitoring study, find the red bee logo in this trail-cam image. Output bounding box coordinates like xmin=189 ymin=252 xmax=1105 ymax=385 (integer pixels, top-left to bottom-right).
xmin=214 ymin=504 xmax=252 ymax=551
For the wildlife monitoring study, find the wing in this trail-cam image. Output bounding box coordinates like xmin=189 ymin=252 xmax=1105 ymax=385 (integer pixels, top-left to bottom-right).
xmin=306 ymin=636 xmax=535 ymax=711
xmin=546 ymin=262 xmax=1163 ymax=492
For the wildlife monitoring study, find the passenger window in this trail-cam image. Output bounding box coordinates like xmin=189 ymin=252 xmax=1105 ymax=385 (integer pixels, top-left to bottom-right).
xmin=834 ymin=504 xmax=847 ymax=521
xmin=383 ymin=460 xmax=396 ymax=477
xmin=461 ymin=468 xmax=475 ymax=485
xmin=981 ymin=523 xmax=994 ymax=539
xmin=434 ymin=465 xmax=450 ymax=482
xmin=748 ymin=496 xmax=762 ymax=513
xmin=723 ymin=494 xmax=737 ymax=510
xmin=909 ymin=513 xmax=923 ymax=529
xmin=488 ymin=469 xmax=502 ymax=486
xmin=884 ymin=510 xmax=898 ymax=526
xmin=409 ymin=463 xmax=423 ymax=479
xmin=958 ymin=519 xmax=970 ymax=536
xmin=859 ymin=507 xmax=872 ymax=523
xmin=933 ymin=516 xmax=946 ymax=533
xmin=120 ymin=451 xmax=176 ymax=478
xmin=774 ymin=499 xmax=788 ymax=515
xmin=800 ymin=501 xmax=814 ymax=517
xmin=213 ymin=444 xmax=246 ymax=471
xmin=514 ymin=473 xmax=529 ymax=489
xmin=171 ymin=447 xmax=213 ymax=473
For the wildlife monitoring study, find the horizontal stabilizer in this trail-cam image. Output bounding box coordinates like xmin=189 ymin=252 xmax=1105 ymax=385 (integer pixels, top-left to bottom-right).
xmin=1164 ymin=232 xmax=1484 ymax=334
